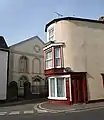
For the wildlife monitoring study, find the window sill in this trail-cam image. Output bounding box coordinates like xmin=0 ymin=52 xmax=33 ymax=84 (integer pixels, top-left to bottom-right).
xmin=45 ymin=66 xmax=63 ymax=70
xmin=55 ymin=66 xmax=62 ymax=68
xmin=48 ymin=97 xmax=67 ymax=100
xmin=32 ymin=93 xmax=40 ymax=94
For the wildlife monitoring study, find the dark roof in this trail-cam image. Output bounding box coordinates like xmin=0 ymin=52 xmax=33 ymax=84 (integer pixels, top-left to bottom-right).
xmin=45 ymin=16 xmax=104 ymax=32
xmin=9 ymin=36 xmax=45 ymax=48
xmin=0 ymin=36 xmax=8 ymax=49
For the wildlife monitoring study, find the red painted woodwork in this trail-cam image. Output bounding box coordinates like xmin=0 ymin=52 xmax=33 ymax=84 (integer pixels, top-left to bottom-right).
xmin=73 ymin=80 xmax=77 ymax=104
xmin=83 ymin=79 xmax=88 ymax=103
xmin=48 ymin=99 xmax=68 ymax=105
xmin=54 ymin=46 xmax=62 ymax=68
xmin=60 ymin=46 xmax=62 ymax=67
xmin=43 ymin=51 xmax=45 ymax=70
xmin=53 ymin=47 xmax=55 ymax=68
xmin=44 ymin=68 xmax=64 ymax=76
xmin=52 ymin=47 xmax=54 ymax=68
xmin=71 ymin=73 xmax=88 ymax=104
xmin=101 ymin=74 xmax=104 ymax=88
xmin=44 ymin=45 xmax=63 ymax=70
xmin=66 ymin=78 xmax=71 ymax=105
xmin=77 ymin=80 xmax=83 ymax=103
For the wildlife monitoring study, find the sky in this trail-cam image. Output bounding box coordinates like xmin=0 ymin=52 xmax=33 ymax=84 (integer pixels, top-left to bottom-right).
xmin=0 ymin=0 xmax=104 ymax=46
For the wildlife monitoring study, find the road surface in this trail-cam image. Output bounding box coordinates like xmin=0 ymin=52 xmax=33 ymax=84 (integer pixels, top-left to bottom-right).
xmin=0 ymin=104 xmax=104 ymax=120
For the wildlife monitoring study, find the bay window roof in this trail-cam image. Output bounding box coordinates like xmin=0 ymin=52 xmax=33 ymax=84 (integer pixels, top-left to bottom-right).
xmin=43 ymin=42 xmax=65 ymax=51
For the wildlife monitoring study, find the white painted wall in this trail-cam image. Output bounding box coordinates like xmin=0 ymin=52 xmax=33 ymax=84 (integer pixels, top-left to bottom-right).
xmin=0 ymin=50 xmax=8 ymax=100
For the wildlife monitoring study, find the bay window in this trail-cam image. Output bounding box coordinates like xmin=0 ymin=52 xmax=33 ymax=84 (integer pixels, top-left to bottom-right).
xmin=54 ymin=47 xmax=61 ymax=67
xmin=48 ymin=77 xmax=66 ymax=99
xmin=44 ymin=43 xmax=64 ymax=70
xmin=45 ymin=47 xmax=62 ymax=69
xmin=45 ymin=49 xmax=53 ymax=69
xmin=50 ymin=78 xmax=55 ymax=97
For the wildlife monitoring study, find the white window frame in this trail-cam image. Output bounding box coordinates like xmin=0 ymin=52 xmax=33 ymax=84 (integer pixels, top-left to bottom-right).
xmin=44 ymin=46 xmax=63 ymax=70
xmin=54 ymin=47 xmax=61 ymax=68
xmin=48 ymin=76 xmax=67 ymax=100
xmin=48 ymin=27 xmax=55 ymax=41
xmin=45 ymin=49 xmax=53 ymax=69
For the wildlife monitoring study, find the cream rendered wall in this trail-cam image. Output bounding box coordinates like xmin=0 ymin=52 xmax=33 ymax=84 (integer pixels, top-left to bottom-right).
xmin=9 ymin=37 xmax=45 ymax=90
xmin=11 ymin=37 xmax=44 ymax=56
xmin=47 ymin=20 xmax=104 ymax=101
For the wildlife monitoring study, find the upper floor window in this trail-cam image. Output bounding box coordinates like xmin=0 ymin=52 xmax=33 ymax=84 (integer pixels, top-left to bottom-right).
xmin=19 ymin=56 xmax=28 ymax=73
xmin=32 ymin=58 xmax=41 ymax=73
xmin=44 ymin=45 xmax=63 ymax=70
xmin=45 ymin=49 xmax=53 ymax=69
xmin=48 ymin=27 xmax=54 ymax=41
xmin=55 ymin=47 xmax=61 ymax=67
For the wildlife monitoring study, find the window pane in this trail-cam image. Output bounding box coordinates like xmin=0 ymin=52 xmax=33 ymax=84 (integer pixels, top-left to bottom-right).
xmin=49 ymin=52 xmax=52 ymax=59
xmin=48 ymin=60 xmax=52 ymax=68
xmin=55 ymin=58 xmax=61 ymax=66
xmin=55 ymin=48 xmax=60 ymax=58
xmin=49 ymin=28 xmax=54 ymax=41
xmin=57 ymin=78 xmax=65 ymax=97
xmin=46 ymin=61 xmax=48 ymax=68
xmin=46 ymin=51 xmax=52 ymax=60
xmin=20 ymin=80 xmax=24 ymax=87
xmin=46 ymin=59 xmax=52 ymax=68
xmin=50 ymin=78 xmax=55 ymax=97
xmin=49 ymin=28 xmax=54 ymax=36
xmin=32 ymin=85 xmax=39 ymax=94
xmin=32 ymin=81 xmax=40 ymax=94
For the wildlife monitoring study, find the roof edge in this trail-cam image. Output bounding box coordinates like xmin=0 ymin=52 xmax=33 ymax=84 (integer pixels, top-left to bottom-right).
xmin=9 ymin=36 xmax=45 ymax=48
xmin=45 ymin=16 xmax=104 ymax=32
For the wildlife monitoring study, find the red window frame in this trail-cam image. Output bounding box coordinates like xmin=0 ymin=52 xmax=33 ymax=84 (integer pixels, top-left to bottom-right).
xmin=54 ymin=46 xmax=62 ymax=68
xmin=44 ymin=45 xmax=63 ymax=70
xmin=45 ymin=48 xmax=53 ymax=69
xmin=101 ymin=74 xmax=104 ymax=88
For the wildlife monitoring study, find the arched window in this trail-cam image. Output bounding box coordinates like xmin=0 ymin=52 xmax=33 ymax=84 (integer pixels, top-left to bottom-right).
xmin=32 ymin=76 xmax=41 ymax=94
xmin=32 ymin=58 xmax=41 ymax=73
xmin=19 ymin=56 xmax=28 ymax=73
xmin=18 ymin=76 xmax=28 ymax=88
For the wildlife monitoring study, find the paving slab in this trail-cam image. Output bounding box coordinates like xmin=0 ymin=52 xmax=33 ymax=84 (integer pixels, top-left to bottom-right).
xmin=40 ymin=101 xmax=104 ymax=111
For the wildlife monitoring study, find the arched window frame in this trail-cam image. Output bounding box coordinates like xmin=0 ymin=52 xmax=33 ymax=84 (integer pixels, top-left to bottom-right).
xmin=18 ymin=76 xmax=28 ymax=88
xmin=32 ymin=57 xmax=41 ymax=74
xmin=32 ymin=76 xmax=42 ymax=94
xmin=19 ymin=56 xmax=29 ymax=73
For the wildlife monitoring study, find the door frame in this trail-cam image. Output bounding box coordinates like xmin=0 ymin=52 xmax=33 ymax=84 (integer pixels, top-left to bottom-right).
xmin=71 ymin=72 xmax=88 ymax=104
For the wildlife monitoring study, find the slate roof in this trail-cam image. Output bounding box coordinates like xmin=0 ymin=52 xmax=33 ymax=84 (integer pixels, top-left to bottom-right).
xmin=0 ymin=36 xmax=8 ymax=49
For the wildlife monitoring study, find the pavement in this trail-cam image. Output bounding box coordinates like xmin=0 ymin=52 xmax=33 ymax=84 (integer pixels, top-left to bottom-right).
xmin=34 ymin=101 xmax=104 ymax=113
xmin=0 ymin=98 xmax=47 ymax=107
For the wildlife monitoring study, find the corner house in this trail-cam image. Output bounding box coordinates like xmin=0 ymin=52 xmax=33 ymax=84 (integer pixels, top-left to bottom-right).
xmin=43 ymin=16 xmax=104 ymax=105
